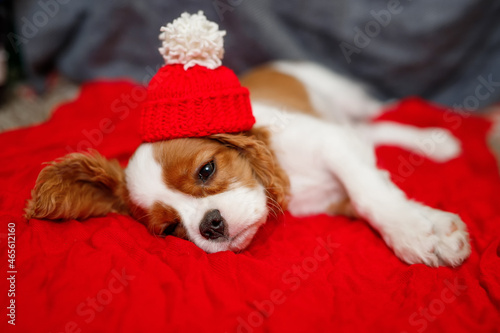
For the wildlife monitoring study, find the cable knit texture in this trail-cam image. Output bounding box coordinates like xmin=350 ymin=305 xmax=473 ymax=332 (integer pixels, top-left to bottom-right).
xmin=140 ymin=11 xmax=255 ymax=142
xmin=1 ymin=83 xmax=499 ymax=332
xmin=139 ymin=64 xmax=254 ymax=142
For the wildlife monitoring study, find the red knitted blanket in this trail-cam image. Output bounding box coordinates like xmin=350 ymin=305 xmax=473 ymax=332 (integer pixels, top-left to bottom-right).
xmin=1 ymin=81 xmax=499 ymax=332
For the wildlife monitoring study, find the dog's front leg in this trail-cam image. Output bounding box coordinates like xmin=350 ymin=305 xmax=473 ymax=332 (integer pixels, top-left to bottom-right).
xmin=322 ymin=125 xmax=471 ymax=267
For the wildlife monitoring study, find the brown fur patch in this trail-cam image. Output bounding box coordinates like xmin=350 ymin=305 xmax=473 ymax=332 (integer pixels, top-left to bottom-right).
xmin=151 ymin=128 xmax=289 ymax=215
xmin=240 ymin=65 xmax=318 ymax=117
xmin=326 ymin=198 xmax=358 ymax=218
xmin=25 ymin=151 xmax=129 ymax=221
xmin=152 ymin=137 xmax=259 ymax=197
xmin=148 ymin=201 xmax=187 ymax=239
xmin=208 ymin=128 xmax=290 ymax=214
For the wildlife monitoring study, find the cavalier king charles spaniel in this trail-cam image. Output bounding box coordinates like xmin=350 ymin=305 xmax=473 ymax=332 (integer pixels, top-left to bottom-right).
xmin=25 ymin=61 xmax=471 ymax=267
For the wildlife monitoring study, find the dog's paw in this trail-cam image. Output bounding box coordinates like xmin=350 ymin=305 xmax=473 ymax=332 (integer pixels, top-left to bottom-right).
xmin=386 ymin=204 xmax=471 ymax=267
xmin=417 ymin=128 xmax=461 ymax=162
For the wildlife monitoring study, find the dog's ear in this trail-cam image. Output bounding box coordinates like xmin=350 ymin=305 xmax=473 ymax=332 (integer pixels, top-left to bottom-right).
xmin=25 ymin=151 xmax=129 ymax=221
xmin=209 ymin=128 xmax=290 ymax=214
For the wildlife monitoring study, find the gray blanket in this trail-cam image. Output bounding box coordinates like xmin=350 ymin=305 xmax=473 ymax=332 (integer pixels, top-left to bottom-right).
xmin=12 ymin=0 xmax=500 ymax=111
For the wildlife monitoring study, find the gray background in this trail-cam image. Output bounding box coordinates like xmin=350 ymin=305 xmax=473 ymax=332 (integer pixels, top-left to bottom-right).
xmin=11 ymin=0 xmax=500 ymax=111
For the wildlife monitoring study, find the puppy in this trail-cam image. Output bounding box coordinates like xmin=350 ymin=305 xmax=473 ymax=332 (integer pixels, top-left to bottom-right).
xmin=25 ymin=61 xmax=471 ymax=267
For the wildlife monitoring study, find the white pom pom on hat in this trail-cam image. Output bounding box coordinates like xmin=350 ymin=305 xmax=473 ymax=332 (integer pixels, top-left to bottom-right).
xmin=158 ymin=10 xmax=227 ymax=70
xmin=140 ymin=11 xmax=255 ymax=142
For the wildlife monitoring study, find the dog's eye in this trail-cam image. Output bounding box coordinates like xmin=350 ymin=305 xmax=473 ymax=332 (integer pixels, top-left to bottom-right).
xmin=162 ymin=222 xmax=179 ymax=236
xmin=198 ymin=160 xmax=216 ymax=182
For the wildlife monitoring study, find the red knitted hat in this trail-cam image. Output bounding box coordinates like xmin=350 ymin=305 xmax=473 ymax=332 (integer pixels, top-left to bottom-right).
xmin=140 ymin=11 xmax=255 ymax=142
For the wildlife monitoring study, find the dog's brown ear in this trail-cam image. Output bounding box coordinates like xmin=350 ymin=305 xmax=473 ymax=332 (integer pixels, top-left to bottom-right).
xmin=25 ymin=151 xmax=129 ymax=221
xmin=209 ymin=128 xmax=290 ymax=214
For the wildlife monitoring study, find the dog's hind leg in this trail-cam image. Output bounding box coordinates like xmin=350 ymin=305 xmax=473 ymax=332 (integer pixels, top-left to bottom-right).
xmin=355 ymin=122 xmax=461 ymax=162
xmin=321 ymin=125 xmax=470 ymax=266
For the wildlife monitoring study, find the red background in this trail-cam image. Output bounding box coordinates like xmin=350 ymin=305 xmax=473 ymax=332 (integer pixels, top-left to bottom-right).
xmin=0 ymin=82 xmax=499 ymax=332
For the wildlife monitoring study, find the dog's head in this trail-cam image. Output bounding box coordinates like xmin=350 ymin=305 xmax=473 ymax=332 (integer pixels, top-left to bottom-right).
xmin=26 ymin=128 xmax=289 ymax=253
xmin=126 ymin=128 xmax=289 ymax=252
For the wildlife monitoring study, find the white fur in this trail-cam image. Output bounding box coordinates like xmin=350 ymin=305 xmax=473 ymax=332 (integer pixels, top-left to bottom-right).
xmin=270 ymin=61 xmax=384 ymax=122
xmin=253 ymin=101 xmax=470 ymax=266
xmin=357 ymin=122 xmax=461 ymax=162
xmin=125 ymin=144 xmax=268 ymax=253
xmin=158 ymin=11 xmax=225 ymax=70
xmin=126 ymin=60 xmax=470 ymax=267
xmin=251 ymin=61 xmax=470 ymax=267
xmin=253 ymin=102 xmax=350 ymax=217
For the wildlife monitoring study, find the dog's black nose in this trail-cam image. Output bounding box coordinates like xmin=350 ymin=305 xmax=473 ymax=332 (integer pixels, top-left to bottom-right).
xmin=200 ymin=209 xmax=227 ymax=240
